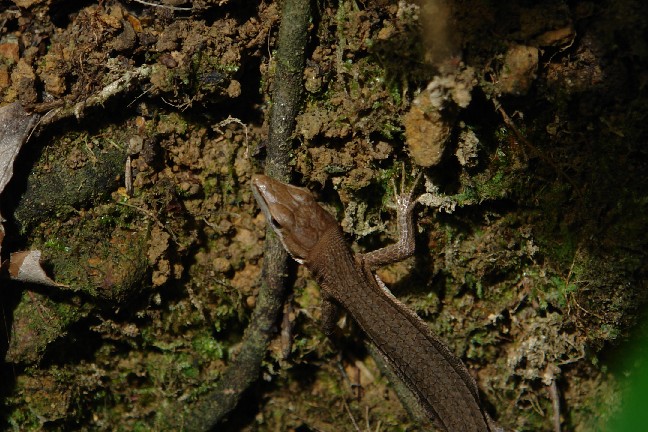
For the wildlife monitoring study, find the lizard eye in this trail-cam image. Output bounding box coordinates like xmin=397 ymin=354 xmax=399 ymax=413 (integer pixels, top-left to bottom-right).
xmin=270 ymin=216 xmax=282 ymax=228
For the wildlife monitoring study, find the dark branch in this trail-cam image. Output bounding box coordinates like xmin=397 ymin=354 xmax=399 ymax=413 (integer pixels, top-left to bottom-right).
xmin=164 ymin=1 xmax=312 ymax=430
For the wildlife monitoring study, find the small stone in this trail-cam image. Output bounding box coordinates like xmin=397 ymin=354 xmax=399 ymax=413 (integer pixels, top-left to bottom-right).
xmin=179 ymin=181 xmax=192 ymax=192
xmin=498 ymin=45 xmax=539 ymax=96
xmin=377 ymin=23 xmax=395 ymax=40
xmin=404 ymin=68 xmax=476 ymax=167
xmin=456 ymin=128 xmax=480 ymax=168
xmin=0 ymin=66 xmax=10 ymax=90
xmin=42 ymin=72 xmax=66 ymax=96
xmin=111 ymin=21 xmax=136 ymax=52
xmin=403 ymin=105 xmax=451 ymax=167
xmin=226 ymin=80 xmax=241 ymax=98
xmin=128 ymin=135 xmax=144 ymax=155
xmin=12 ymin=0 xmax=46 ymax=7
xmin=11 ymin=59 xmax=37 ymax=105
xmin=372 ymin=141 xmax=392 ymax=160
xmin=187 ymin=183 xmax=200 ymax=196
xmin=304 ymin=66 xmax=322 ymax=93
xmin=534 ymin=26 xmax=575 ymax=47
xmin=0 ymin=40 xmax=20 ymax=63
xmin=212 ymin=257 xmax=232 ymax=273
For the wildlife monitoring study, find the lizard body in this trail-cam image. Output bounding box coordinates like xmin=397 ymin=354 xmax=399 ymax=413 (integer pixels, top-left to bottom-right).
xmin=251 ymin=173 xmax=495 ymax=431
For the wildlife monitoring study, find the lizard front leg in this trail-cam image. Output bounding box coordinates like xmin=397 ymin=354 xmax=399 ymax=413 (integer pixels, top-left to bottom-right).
xmin=362 ymin=166 xmax=422 ymax=270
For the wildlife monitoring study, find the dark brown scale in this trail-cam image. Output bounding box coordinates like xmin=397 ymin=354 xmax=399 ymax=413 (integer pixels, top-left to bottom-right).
xmin=308 ymin=227 xmax=491 ymax=432
xmin=251 ymin=174 xmax=498 ymax=431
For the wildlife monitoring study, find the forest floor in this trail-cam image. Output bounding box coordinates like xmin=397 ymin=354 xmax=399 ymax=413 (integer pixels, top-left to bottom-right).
xmin=1 ymin=0 xmax=648 ymax=431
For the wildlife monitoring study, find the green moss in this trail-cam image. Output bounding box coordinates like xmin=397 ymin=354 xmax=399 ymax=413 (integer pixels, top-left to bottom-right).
xmin=201 ymin=177 xmax=219 ymax=197
xmin=4 ymin=290 xmax=91 ymax=364
xmin=379 ymin=121 xmax=403 ymax=140
xmin=157 ymin=112 xmax=188 ymax=135
xmin=192 ymin=333 xmax=226 ymax=361
xmin=14 ymin=131 xmax=127 ymax=233
xmin=37 ymin=208 xmax=149 ymax=302
xmin=43 ymin=237 xmax=70 ymax=252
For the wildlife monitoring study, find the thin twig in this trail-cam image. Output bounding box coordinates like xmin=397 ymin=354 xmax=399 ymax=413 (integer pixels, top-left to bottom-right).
xmin=39 ymin=65 xmax=152 ymax=127
xmin=131 ymin=0 xmax=192 ymax=11
xmin=549 ymin=379 xmax=562 ymax=432
xmin=215 ymin=116 xmax=250 ymax=157
xmin=343 ymin=399 xmax=362 ymax=432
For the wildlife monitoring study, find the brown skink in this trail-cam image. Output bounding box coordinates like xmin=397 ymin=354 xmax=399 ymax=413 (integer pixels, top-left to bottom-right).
xmin=251 ymin=173 xmax=497 ymax=432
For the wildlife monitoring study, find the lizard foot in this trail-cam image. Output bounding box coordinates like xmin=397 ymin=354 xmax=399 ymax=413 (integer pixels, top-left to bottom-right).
xmin=391 ymin=162 xmax=423 ymax=216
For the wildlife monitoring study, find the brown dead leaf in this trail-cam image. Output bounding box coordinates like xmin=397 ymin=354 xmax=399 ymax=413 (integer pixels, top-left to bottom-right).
xmin=0 ymin=102 xmax=40 ymax=256
xmin=0 ymin=102 xmax=39 ymax=193
xmin=8 ymin=250 xmax=64 ymax=287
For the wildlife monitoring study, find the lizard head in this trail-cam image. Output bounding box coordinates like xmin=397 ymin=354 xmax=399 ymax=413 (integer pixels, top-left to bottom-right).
xmin=252 ymin=174 xmax=337 ymax=263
